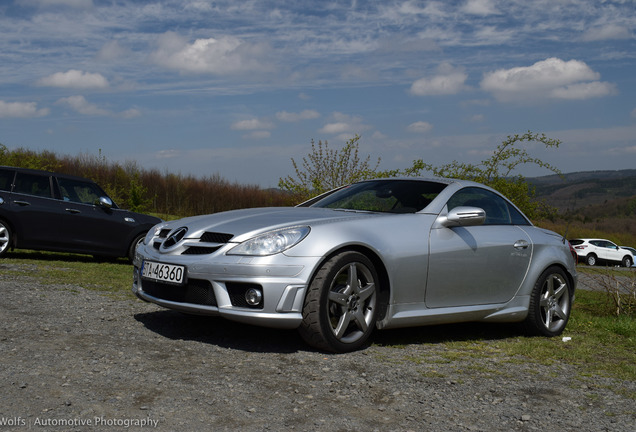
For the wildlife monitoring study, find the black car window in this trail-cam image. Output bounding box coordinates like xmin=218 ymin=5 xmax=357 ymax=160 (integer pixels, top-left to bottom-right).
xmin=0 ymin=168 xmax=15 ymax=191
xmin=57 ymin=178 xmax=103 ymax=205
xmin=13 ymin=172 xmax=52 ymax=198
xmin=447 ymin=187 xmax=529 ymax=226
xmin=310 ymin=180 xmax=447 ymax=213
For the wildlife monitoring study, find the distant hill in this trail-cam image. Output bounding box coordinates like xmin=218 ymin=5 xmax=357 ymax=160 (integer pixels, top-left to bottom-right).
xmin=529 ymin=169 xmax=636 ymax=212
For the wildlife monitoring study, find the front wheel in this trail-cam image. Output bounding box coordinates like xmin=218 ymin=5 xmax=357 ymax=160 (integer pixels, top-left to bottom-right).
xmin=299 ymin=251 xmax=379 ymax=353
xmin=622 ymin=256 xmax=633 ymax=268
xmin=0 ymin=220 xmax=12 ymax=257
xmin=128 ymin=233 xmax=146 ymax=262
xmin=523 ymin=266 xmax=572 ymax=337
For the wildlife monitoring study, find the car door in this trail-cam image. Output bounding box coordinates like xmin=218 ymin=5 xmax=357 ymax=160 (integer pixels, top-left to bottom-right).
xmin=425 ymin=187 xmax=532 ymax=308
xmin=55 ymin=177 xmax=134 ymax=256
xmin=599 ymin=240 xmax=622 ymax=263
xmin=7 ymin=171 xmax=67 ymax=249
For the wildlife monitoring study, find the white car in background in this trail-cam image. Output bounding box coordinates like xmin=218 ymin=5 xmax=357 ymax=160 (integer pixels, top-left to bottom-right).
xmin=620 ymin=246 xmax=636 ymax=267
xmin=569 ymin=238 xmax=634 ymax=267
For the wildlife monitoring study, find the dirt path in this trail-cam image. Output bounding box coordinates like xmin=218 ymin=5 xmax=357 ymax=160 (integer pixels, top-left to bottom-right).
xmin=0 ymin=272 xmax=634 ymax=431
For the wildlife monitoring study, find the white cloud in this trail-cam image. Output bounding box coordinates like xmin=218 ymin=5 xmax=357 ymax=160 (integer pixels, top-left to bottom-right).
xmin=582 ymin=24 xmax=632 ymax=42
xmin=120 ymin=108 xmax=142 ymax=119
xmin=480 ymin=58 xmax=614 ymax=102
xmin=150 ymin=31 xmax=272 ymax=75
xmin=231 ymin=118 xmax=275 ymax=131
xmin=410 ymin=63 xmax=468 ymax=96
xmin=319 ymin=112 xmax=371 ymax=136
xmin=55 ymin=95 xmax=139 ymax=118
xmin=276 ymin=110 xmax=320 ymax=122
xmin=156 ymin=149 xmax=182 ymax=159
xmin=407 ymin=121 xmax=433 ymax=133
xmin=18 ymin=0 xmax=93 ymax=8
xmin=0 ymin=100 xmax=49 ymax=118
xmin=56 ymin=95 xmax=109 ymax=115
xmin=37 ymin=70 xmax=109 ymax=89
xmin=461 ymin=0 xmax=499 ymax=16
xmin=96 ymin=41 xmax=130 ymax=61
xmin=320 ymin=122 xmax=351 ymax=134
xmin=550 ymin=81 xmax=617 ymax=100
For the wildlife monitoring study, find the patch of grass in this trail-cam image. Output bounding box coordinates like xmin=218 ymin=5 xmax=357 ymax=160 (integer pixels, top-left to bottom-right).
xmin=375 ymin=292 xmax=635 ymax=382
xmin=0 ymin=250 xmax=133 ymax=299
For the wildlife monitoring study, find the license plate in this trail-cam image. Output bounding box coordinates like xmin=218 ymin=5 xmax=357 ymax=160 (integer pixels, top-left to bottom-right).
xmin=142 ymin=261 xmax=186 ymax=285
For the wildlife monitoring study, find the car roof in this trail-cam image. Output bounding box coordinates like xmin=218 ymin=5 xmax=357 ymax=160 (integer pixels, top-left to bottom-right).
xmin=0 ymin=165 xmax=97 ymax=184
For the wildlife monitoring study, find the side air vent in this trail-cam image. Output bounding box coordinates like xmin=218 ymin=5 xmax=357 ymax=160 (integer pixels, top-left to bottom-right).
xmin=181 ymin=246 xmax=223 ymax=255
xmin=200 ymin=232 xmax=234 ymax=243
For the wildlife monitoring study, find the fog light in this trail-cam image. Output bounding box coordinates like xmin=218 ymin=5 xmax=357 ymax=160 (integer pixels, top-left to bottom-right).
xmin=245 ymin=288 xmax=263 ymax=306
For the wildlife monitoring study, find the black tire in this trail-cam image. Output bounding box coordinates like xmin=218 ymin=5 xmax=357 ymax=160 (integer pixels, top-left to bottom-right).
xmin=0 ymin=220 xmax=12 ymax=257
xmin=299 ymin=251 xmax=379 ymax=353
xmin=523 ymin=266 xmax=572 ymax=337
xmin=621 ymin=256 xmax=633 ymax=268
xmin=128 ymin=233 xmax=146 ymax=262
xmin=585 ymin=254 xmax=597 ymax=266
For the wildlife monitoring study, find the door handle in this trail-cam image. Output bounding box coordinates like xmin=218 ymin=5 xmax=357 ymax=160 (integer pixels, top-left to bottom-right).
xmin=514 ymin=240 xmax=529 ymax=249
xmin=65 ymin=208 xmax=81 ymax=214
xmin=14 ymin=200 xmax=30 ymax=206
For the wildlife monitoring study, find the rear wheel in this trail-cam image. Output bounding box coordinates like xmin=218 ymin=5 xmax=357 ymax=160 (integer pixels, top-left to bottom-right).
xmin=585 ymin=254 xmax=597 ymax=266
xmin=0 ymin=220 xmax=12 ymax=257
xmin=299 ymin=251 xmax=379 ymax=353
xmin=523 ymin=266 xmax=572 ymax=337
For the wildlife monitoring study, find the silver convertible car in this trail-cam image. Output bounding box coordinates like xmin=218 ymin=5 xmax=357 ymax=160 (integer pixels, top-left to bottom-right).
xmin=133 ymin=178 xmax=577 ymax=352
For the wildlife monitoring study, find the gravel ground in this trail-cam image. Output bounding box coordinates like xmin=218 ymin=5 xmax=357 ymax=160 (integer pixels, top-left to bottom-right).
xmin=1 ymin=269 xmax=634 ymax=432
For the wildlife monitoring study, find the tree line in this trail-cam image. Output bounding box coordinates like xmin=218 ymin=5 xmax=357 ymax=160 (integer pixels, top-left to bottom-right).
xmin=0 ymin=144 xmax=292 ymax=217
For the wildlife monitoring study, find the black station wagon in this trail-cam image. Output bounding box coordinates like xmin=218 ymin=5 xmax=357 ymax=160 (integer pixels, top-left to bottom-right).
xmin=0 ymin=166 xmax=161 ymax=260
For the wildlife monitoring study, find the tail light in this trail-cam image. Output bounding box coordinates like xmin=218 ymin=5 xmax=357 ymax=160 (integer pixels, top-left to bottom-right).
xmin=568 ymin=242 xmax=578 ymax=264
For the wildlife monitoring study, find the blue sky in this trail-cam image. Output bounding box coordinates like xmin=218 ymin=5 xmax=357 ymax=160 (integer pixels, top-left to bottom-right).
xmin=1 ymin=0 xmax=635 ymax=187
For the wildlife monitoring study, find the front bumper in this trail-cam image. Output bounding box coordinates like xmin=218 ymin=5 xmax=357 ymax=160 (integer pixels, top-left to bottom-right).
xmin=132 ymin=244 xmax=319 ymax=329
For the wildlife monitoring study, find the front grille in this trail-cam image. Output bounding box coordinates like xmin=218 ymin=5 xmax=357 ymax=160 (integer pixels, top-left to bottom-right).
xmin=152 ymin=230 xmax=234 ymax=255
xmin=142 ymin=278 xmax=217 ymax=306
xmin=201 ymin=232 xmax=233 ymax=243
xmin=181 ymin=246 xmax=222 ymax=255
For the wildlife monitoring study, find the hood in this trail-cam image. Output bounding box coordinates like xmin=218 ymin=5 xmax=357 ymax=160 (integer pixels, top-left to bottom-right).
xmin=163 ymin=207 xmax=381 ymax=242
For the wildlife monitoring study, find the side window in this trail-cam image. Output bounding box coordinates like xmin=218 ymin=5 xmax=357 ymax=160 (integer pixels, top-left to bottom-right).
xmin=0 ymin=169 xmax=15 ymax=191
xmin=13 ymin=172 xmax=52 ymax=198
xmin=57 ymin=178 xmax=103 ymax=205
xmin=446 ymin=187 xmax=520 ymax=226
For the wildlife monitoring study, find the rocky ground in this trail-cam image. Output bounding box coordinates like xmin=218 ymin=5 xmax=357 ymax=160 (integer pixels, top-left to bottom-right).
xmin=0 ymin=270 xmax=634 ymax=431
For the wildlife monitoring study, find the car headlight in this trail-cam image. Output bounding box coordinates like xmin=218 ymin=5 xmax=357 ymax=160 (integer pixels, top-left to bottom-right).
xmin=227 ymin=227 xmax=310 ymax=256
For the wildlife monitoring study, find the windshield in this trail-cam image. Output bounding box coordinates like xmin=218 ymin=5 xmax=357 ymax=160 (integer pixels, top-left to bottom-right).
xmin=307 ymin=179 xmax=447 ymax=213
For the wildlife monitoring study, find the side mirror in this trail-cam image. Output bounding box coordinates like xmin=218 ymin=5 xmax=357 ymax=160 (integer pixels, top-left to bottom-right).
xmin=97 ymin=196 xmax=113 ymax=209
xmin=441 ymin=206 xmax=486 ymax=227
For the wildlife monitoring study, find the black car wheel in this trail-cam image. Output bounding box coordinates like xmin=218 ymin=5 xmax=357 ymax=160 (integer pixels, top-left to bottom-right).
xmin=128 ymin=233 xmax=146 ymax=262
xmin=0 ymin=220 xmax=12 ymax=257
xmin=523 ymin=266 xmax=572 ymax=337
xmin=299 ymin=251 xmax=379 ymax=353
xmin=622 ymin=256 xmax=633 ymax=268
xmin=585 ymin=254 xmax=597 ymax=266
